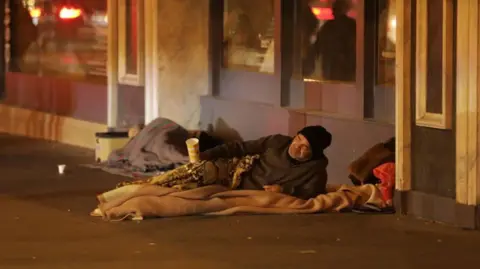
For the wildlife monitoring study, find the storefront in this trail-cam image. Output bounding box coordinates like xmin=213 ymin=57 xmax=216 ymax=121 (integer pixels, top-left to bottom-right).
xmin=0 ymin=0 xmax=478 ymax=228
xmin=201 ymin=0 xmax=396 ymax=191
xmin=395 ymin=0 xmax=480 ymax=228
xmin=0 ymin=0 xmax=145 ymax=148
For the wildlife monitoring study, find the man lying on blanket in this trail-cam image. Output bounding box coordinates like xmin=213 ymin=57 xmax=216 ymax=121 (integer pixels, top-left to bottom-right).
xmin=93 ymin=127 xmax=395 ymax=219
xmin=115 ymin=125 xmax=332 ymax=200
xmin=202 ymin=125 xmax=331 ymax=199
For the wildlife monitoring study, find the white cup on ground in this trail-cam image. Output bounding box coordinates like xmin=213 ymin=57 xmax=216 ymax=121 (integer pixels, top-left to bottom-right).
xmin=58 ymin=164 xmax=66 ymax=175
xmin=185 ymin=138 xmax=200 ymax=163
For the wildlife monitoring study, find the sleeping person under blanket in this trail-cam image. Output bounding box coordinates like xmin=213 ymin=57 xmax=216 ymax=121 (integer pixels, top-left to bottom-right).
xmin=115 ymin=125 xmax=332 ymax=200
xmin=106 ymin=117 xmax=224 ymax=174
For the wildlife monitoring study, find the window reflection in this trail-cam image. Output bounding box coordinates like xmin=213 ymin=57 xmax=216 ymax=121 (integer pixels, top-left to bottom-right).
xmin=377 ymin=0 xmax=396 ymax=86
xmin=223 ymin=0 xmax=274 ymax=73
xmin=297 ymin=0 xmax=357 ymax=82
xmin=11 ymin=0 xmax=108 ymax=82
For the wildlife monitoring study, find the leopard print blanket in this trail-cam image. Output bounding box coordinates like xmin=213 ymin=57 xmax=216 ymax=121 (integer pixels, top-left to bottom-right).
xmin=116 ymin=155 xmax=260 ymax=191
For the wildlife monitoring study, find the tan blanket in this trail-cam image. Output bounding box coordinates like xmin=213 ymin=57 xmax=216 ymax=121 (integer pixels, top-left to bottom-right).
xmin=93 ymin=184 xmax=385 ymax=221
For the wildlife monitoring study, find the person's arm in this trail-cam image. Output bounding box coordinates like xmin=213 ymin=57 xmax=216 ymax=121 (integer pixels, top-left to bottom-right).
xmin=200 ymin=134 xmax=287 ymax=161
xmin=281 ymin=165 xmax=328 ymax=200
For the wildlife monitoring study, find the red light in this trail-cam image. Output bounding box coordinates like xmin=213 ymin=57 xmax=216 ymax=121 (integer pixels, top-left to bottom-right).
xmin=311 ymin=7 xmax=334 ymax=20
xmin=59 ymin=7 xmax=82 ymax=19
xmin=61 ymin=55 xmax=76 ymax=64
xmin=29 ymin=8 xmax=42 ymax=18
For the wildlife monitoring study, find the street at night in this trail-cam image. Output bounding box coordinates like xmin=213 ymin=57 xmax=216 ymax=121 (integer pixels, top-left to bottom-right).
xmin=1 ymin=134 xmax=480 ymax=269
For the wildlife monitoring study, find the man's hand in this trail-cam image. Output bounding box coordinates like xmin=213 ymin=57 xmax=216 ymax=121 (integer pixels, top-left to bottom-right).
xmin=263 ymin=185 xmax=283 ymax=193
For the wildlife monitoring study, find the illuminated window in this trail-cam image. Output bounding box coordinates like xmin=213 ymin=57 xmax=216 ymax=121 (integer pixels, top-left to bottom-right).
xmin=223 ymin=0 xmax=275 ymax=73
xmin=377 ymin=0 xmax=396 ymax=86
xmin=11 ymin=0 xmax=108 ymax=82
xmin=295 ymin=0 xmax=357 ymax=83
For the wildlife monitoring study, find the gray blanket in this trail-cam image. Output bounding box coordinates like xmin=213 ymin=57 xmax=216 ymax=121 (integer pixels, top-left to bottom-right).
xmin=86 ymin=118 xmax=190 ymax=178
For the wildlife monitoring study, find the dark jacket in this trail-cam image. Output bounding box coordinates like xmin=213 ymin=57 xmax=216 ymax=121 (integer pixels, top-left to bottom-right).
xmin=200 ymin=134 xmax=328 ymax=200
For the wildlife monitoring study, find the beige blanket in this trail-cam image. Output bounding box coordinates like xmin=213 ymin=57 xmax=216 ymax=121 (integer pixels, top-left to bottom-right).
xmin=93 ymin=184 xmax=386 ymax=221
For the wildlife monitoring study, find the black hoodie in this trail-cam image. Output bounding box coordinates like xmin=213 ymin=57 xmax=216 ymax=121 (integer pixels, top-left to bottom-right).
xmin=200 ymin=134 xmax=328 ymax=199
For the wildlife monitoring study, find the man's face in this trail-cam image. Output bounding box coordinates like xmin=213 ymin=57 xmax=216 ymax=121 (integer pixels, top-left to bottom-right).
xmin=288 ymin=134 xmax=313 ymax=162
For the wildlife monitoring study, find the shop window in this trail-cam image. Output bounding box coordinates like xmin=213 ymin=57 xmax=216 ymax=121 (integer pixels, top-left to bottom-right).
xmin=10 ymin=0 xmax=108 ymax=83
xmin=223 ymin=0 xmax=274 ymax=74
xmin=118 ymin=0 xmax=144 ymax=86
xmin=376 ymin=0 xmax=396 ymax=87
xmin=366 ymin=0 xmax=396 ymax=123
xmin=294 ymin=0 xmax=357 ymax=83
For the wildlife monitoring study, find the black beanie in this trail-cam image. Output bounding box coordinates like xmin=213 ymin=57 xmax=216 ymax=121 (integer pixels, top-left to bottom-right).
xmin=298 ymin=125 xmax=332 ymax=159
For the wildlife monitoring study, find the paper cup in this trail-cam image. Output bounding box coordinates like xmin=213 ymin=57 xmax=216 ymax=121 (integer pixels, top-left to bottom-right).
xmin=185 ymin=138 xmax=200 ymax=163
xmin=58 ymin=164 xmax=66 ymax=175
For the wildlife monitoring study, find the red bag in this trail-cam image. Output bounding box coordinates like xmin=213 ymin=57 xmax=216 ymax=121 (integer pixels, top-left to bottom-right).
xmin=373 ymin=162 xmax=395 ymax=206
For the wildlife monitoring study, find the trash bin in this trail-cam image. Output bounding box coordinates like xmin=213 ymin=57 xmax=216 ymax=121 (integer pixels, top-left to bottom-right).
xmin=95 ymin=132 xmax=129 ymax=163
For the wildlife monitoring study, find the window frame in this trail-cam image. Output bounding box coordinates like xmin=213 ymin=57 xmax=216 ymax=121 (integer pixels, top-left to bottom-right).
xmin=289 ymin=0 xmax=367 ymax=118
xmin=414 ymin=0 xmax=453 ymax=129
xmin=364 ymin=0 xmax=397 ymax=123
xmin=117 ymin=0 xmax=145 ymax=86
xmin=210 ymin=0 xmax=283 ymax=106
xmin=210 ymin=0 xmax=399 ymax=118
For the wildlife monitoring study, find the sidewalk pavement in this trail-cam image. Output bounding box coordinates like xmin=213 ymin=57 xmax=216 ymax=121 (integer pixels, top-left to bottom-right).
xmin=1 ymin=133 xmax=480 ymax=269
